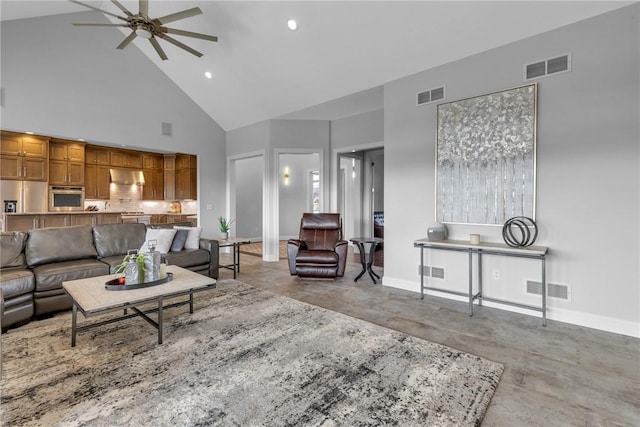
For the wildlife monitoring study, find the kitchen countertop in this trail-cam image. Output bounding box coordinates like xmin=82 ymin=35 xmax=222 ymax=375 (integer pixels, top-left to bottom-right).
xmin=3 ymin=211 xmax=128 ymax=215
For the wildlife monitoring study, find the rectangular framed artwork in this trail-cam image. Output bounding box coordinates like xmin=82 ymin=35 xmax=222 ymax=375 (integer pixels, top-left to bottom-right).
xmin=436 ymin=83 xmax=537 ymax=225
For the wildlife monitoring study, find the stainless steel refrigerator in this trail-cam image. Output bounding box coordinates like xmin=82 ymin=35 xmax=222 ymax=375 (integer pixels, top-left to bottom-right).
xmin=1 ymin=180 xmax=49 ymax=213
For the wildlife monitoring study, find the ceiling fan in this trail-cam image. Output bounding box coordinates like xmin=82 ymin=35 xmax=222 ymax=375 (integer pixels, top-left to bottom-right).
xmin=70 ymin=0 xmax=218 ymax=60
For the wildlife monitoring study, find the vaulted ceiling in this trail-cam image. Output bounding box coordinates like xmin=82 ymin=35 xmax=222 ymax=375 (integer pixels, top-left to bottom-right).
xmin=1 ymin=1 xmax=631 ymax=131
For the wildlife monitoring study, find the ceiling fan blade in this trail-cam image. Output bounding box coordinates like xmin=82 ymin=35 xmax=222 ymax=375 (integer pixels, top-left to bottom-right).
xmin=156 ymin=34 xmax=203 ymax=58
xmin=73 ymin=23 xmax=129 ymax=27
xmin=69 ymin=0 xmax=127 ymax=21
xmin=154 ymin=7 xmax=202 ymax=25
xmin=111 ymin=0 xmax=133 ymax=17
xmin=149 ymin=37 xmax=168 ymax=61
xmin=139 ymin=0 xmax=149 ymax=17
xmin=160 ymin=27 xmax=218 ymax=42
xmin=116 ymin=31 xmax=137 ymax=50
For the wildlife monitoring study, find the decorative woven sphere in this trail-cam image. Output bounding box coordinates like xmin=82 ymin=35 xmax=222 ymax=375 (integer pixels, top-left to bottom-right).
xmin=502 ymin=217 xmax=538 ymax=247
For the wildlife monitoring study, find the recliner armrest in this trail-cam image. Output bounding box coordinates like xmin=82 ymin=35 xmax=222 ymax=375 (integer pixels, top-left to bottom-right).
xmin=334 ymin=240 xmax=349 ymax=277
xmin=287 ymin=239 xmax=304 ymax=275
xmin=199 ymin=238 xmax=219 ymax=279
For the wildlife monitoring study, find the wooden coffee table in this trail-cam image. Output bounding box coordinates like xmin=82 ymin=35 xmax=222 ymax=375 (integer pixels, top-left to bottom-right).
xmin=62 ymin=265 xmax=216 ymax=347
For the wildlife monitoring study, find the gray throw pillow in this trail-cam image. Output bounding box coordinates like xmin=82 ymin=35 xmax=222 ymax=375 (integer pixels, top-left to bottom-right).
xmin=170 ymin=229 xmax=189 ymax=252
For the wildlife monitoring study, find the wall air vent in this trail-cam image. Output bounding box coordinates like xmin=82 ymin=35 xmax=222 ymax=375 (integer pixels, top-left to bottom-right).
xmin=417 ymin=86 xmax=445 ymax=106
xmin=431 ymin=267 xmax=445 ymax=279
xmin=526 ymin=280 xmax=569 ymax=300
xmin=161 ymin=121 xmax=172 ymax=136
xmin=524 ymin=53 xmax=571 ymax=81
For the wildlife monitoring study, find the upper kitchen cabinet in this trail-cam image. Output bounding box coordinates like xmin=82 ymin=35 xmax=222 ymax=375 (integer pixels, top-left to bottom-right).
xmin=0 ymin=131 xmax=48 ymax=181
xmin=111 ymin=149 xmax=143 ymax=168
xmin=85 ymin=146 xmax=110 ymax=165
xmin=142 ymin=153 xmax=164 ymax=200
xmin=143 ymin=153 xmax=163 ymax=170
xmin=175 ymin=154 xmax=197 ymax=200
xmin=49 ymin=139 xmax=85 ymax=162
xmin=49 ymin=139 xmax=85 ymax=186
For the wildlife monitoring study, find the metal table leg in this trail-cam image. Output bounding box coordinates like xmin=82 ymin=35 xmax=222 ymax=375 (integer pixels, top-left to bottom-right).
xmin=157 ymin=296 xmax=164 ymax=345
xmin=354 ymin=242 xmax=367 ymax=282
xmin=71 ymin=303 xmax=77 ymax=347
xmin=468 ymin=250 xmax=473 ymax=316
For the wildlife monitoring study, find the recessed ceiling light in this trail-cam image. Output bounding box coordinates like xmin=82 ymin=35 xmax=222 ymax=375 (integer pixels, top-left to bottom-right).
xmin=25 ymin=131 xmax=34 ymax=134
xmin=78 ymin=138 xmax=85 ymax=142
xmin=204 ymin=71 xmax=213 ymax=79
xmin=287 ymin=19 xmax=298 ymax=31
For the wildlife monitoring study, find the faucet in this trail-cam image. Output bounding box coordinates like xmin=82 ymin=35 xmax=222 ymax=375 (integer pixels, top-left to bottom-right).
xmin=105 ymin=201 xmax=110 ymax=211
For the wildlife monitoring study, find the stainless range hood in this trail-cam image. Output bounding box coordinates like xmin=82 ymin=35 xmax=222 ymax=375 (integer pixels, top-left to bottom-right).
xmin=110 ymin=169 xmax=145 ymax=185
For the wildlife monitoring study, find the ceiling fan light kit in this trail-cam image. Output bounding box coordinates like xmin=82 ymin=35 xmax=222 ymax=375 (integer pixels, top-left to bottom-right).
xmin=70 ymin=0 xmax=218 ymax=60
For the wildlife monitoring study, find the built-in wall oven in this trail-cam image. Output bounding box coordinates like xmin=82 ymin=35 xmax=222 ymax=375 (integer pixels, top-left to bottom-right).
xmin=49 ymin=186 xmax=85 ymax=211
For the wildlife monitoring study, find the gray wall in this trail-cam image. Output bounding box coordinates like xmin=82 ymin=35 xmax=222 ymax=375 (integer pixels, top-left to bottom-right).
xmin=383 ymin=4 xmax=639 ymax=335
xmin=235 ymin=156 xmax=263 ymax=240
xmin=0 ymin=11 xmax=227 ymax=237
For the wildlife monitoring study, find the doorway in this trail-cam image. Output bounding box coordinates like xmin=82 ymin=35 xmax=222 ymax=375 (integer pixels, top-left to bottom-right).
xmin=337 ymin=148 xmax=384 ymax=266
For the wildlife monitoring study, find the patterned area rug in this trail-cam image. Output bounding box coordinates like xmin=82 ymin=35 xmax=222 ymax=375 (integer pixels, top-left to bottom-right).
xmin=1 ymin=281 xmax=503 ymax=426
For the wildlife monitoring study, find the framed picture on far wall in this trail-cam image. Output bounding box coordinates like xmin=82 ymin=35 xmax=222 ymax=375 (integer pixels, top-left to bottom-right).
xmin=436 ymin=83 xmax=538 ymax=225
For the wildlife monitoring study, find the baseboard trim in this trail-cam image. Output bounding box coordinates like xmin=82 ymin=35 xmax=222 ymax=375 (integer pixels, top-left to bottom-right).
xmin=382 ymin=276 xmax=640 ymax=338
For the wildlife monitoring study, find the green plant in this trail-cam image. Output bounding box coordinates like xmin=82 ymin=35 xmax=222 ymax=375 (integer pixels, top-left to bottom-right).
xmin=218 ymin=216 xmax=235 ymax=232
xmin=114 ymin=252 xmax=147 ymax=281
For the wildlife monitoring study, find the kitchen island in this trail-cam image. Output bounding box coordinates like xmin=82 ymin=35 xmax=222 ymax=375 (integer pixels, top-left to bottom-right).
xmin=1 ymin=212 xmax=123 ymax=232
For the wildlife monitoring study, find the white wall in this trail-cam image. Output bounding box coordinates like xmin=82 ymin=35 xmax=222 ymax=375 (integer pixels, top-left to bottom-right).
xmin=383 ymin=4 xmax=639 ymax=337
xmin=0 ymin=11 xmax=227 ymax=237
xmin=235 ymin=156 xmax=263 ymax=240
xmin=279 ymin=153 xmax=320 ymax=238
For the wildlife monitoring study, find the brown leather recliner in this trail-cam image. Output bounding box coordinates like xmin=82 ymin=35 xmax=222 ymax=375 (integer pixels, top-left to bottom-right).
xmin=288 ymin=213 xmax=348 ymax=279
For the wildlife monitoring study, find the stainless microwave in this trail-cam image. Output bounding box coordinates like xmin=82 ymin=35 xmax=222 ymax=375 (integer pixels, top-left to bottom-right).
xmin=49 ymin=186 xmax=85 ymax=211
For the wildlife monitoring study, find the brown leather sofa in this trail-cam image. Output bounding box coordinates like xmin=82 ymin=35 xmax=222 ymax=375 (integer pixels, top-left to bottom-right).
xmin=287 ymin=213 xmax=348 ymax=279
xmin=1 ymin=223 xmax=219 ymax=332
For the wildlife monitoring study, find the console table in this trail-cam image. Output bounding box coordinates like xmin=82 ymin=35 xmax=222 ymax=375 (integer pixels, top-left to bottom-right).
xmin=414 ymin=238 xmax=548 ymax=326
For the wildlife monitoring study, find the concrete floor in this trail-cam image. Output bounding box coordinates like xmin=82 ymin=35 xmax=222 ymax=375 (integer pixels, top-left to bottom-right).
xmin=222 ymin=252 xmax=640 ymax=426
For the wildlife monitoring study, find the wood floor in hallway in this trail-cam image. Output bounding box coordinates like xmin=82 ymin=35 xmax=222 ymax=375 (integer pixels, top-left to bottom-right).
xmin=220 ymin=251 xmax=640 ymax=426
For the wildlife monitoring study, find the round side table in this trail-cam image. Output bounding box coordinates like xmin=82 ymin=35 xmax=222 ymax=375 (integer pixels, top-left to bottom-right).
xmin=349 ymin=237 xmax=383 ymax=284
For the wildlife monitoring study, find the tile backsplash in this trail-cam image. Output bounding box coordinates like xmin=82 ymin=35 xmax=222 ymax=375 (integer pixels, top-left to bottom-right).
xmin=85 ymin=184 xmax=196 ymax=214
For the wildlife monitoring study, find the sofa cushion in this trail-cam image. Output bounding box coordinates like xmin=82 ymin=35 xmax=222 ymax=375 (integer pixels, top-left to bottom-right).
xmin=173 ymin=226 xmax=202 ymax=250
xmin=139 ymin=228 xmax=177 ymax=254
xmin=26 ymin=226 xmax=98 ymax=267
xmin=163 ymin=249 xmax=209 ymax=269
xmin=32 ymin=259 xmax=109 ymax=292
xmin=1 ymin=231 xmax=28 ymax=269
xmin=170 ymin=229 xmax=189 ymax=252
xmin=295 ymin=250 xmax=339 ymax=265
xmin=93 ymin=223 xmax=147 ymax=258
xmin=0 ymin=269 xmax=35 ymax=299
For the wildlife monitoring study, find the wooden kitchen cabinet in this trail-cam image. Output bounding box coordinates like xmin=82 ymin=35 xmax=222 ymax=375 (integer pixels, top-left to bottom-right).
xmin=175 ymin=154 xmax=197 ymax=200
xmin=1 ymin=131 xmax=48 ymax=181
xmin=49 ymin=159 xmax=84 ymax=186
xmin=85 ymin=164 xmax=110 ymax=199
xmin=49 ymin=140 xmax=85 ymax=162
xmin=142 ymin=169 xmax=164 ymax=200
xmin=110 ymin=149 xmax=143 ymax=168
xmin=49 ymin=139 xmax=85 ymax=185
xmin=4 ymin=215 xmax=40 ymax=232
xmin=97 ymin=213 xmax=122 ymax=224
xmin=175 ymin=167 xmax=197 ymax=200
xmin=1 ymin=131 xmax=48 ymax=158
xmin=163 ymin=154 xmax=176 ymax=200
xmin=150 ymin=214 xmax=167 ymax=224
xmin=143 ymin=154 xmax=163 ymax=170
xmin=85 ymin=146 xmax=110 ymax=165
xmin=1 ymin=156 xmax=47 ymax=181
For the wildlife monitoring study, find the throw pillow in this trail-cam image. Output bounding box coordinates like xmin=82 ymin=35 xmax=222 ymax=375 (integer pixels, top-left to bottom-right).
xmin=174 ymin=226 xmax=202 ymax=250
xmin=170 ymin=229 xmax=189 ymax=252
xmin=139 ymin=229 xmax=177 ymax=254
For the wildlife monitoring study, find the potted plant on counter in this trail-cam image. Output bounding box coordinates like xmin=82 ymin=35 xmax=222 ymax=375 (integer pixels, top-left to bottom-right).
xmin=218 ymin=216 xmax=234 ymax=240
